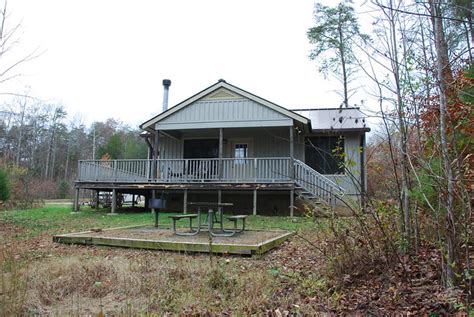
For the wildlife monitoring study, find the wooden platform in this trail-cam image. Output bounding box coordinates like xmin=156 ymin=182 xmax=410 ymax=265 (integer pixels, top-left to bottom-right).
xmin=75 ymin=181 xmax=295 ymax=192
xmin=53 ymin=225 xmax=293 ymax=256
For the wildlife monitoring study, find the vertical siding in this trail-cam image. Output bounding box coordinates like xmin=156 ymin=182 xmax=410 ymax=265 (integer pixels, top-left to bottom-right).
xmin=253 ymin=129 xmax=290 ymax=157
xmin=159 ymin=99 xmax=288 ymax=124
xmin=159 ymin=134 xmax=182 ymax=159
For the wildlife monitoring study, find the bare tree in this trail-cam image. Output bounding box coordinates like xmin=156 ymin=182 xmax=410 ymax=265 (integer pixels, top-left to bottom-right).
xmin=0 ymin=0 xmax=40 ymax=90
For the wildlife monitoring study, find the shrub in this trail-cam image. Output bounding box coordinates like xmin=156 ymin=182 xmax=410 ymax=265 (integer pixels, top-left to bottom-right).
xmin=0 ymin=168 xmax=10 ymax=202
xmin=57 ymin=181 xmax=71 ymax=199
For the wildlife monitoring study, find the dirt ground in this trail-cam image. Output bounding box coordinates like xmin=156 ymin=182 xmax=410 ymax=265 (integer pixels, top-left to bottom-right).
xmin=0 ymin=220 xmax=468 ymax=315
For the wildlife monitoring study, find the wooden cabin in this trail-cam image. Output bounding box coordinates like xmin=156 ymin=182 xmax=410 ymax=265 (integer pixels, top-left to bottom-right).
xmin=74 ymin=80 xmax=369 ymax=216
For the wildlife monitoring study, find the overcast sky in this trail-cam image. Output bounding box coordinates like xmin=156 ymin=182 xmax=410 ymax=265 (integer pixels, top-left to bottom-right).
xmin=6 ymin=0 xmax=372 ymax=127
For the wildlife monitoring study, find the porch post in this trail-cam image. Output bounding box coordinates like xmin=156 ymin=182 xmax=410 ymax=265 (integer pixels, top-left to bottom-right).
xmin=219 ymin=128 xmax=223 ymax=180
xmin=151 ymin=130 xmax=160 ymax=213
xmin=253 ymin=189 xmax=257 ymax=216
xmin=290 ymin=189 xmax=294 ymax=217
xmin=183 ymin=189 xmax=188 ymax=214
xmin=146 ymin=143 xmax=152 ymax=180
xmin=154 ymin=130 xmax=160 ymax=180
xmin=289 ymin=126 xmax=295 ymax=179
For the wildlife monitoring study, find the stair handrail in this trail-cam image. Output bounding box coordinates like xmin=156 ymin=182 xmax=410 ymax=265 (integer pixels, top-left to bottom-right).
xmin=293 ymin=159 xmax=345 ymax=198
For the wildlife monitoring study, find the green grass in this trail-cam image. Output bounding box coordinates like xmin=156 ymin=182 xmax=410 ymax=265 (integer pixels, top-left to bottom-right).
xmin=0 ymin=204 xmax=322 ymax=239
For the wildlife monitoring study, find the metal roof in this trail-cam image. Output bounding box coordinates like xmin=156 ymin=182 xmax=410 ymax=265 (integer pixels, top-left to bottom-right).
xmin=293 ymin=108 xmax=370 ymax=132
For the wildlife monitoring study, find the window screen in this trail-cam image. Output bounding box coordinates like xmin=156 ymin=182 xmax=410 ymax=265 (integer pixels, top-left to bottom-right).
xmin=305 ymin=136 xmax=344 ymax=174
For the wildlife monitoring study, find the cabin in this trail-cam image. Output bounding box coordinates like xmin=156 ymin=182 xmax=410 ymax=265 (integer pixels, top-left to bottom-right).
xmin=74 ymin=79 xmax=369 ymax=216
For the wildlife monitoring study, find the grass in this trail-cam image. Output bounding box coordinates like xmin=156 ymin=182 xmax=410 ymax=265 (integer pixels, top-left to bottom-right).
xmin=0 ymin=204 xmax=321 ymax=240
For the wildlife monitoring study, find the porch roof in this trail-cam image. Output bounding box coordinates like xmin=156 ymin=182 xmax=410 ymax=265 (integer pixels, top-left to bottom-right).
xmin=140 ymin=80 xmax=310 ymax=132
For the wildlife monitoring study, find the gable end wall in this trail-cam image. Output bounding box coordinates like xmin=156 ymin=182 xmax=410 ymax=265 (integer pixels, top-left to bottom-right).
xmin=156 ymin=99 xmax=292 ymax=130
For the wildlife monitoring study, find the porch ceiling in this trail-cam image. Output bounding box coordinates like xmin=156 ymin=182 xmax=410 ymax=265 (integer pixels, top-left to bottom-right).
xmin=155 ymin=118 xmax=294 ymax=131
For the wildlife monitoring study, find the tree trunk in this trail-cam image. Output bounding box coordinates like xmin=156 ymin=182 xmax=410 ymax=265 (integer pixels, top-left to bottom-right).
xmin=430 ymin=0 xmax=457 ymax=288
xmin=64 ymin=140 xmax=70 ymax=181
xmin=388 ymin=0 xmax=411 ymax=248
xmin=92 ymin=128 xmax=96 ymax=159
xmin=338 ymin=22 xmax=349 ymax=107
xmin=44 ymin=117 xmax=56 ymax=180
xmin=15 ymin=101 xmax=26 ymax=166
xmin=50 ymin=141 xmax=56 ymax=181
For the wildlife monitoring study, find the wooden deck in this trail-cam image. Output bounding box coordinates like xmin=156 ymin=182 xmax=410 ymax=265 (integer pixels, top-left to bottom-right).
xmin=74 ymin=158 xmax=345 ymax=217
xmin=53 ymin=225 xmax=293 ymax=256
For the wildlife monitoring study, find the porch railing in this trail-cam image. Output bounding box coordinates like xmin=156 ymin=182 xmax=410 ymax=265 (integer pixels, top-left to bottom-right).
xmin=77 ymin=158 xmax=292 ymax=183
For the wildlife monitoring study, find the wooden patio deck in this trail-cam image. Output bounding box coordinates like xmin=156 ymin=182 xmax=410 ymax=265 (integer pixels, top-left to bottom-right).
xmin=53 ymin=225 xmax=293 ymax=256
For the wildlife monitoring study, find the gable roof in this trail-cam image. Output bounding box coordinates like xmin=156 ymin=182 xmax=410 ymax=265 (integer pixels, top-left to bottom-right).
xmin=140 ymin=80 xmax=309 ymax=131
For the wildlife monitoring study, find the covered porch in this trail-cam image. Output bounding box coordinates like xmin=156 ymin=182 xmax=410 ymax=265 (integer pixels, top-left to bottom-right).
xmin=146 ymin=125 xmax=302 ymax=182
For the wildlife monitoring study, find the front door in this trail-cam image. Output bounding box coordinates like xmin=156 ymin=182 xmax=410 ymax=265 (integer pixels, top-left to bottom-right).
xmin=229 ymin=138 xmax=253 ymax=181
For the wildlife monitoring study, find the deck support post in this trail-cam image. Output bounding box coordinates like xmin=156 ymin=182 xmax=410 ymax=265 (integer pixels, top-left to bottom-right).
xmin=218 ymin=128 xmax=223 ymax=180
xmin=144 ymin=194 xmax=150 ymax=212
xmin=95 ymin=190 xmax=100 ymax=209
xmin=253 ymin=189 xmax=257 ymax=215
xmin=218 ymin=189 xmax=222 ymax=215
xmin=110 ymin=189 xmax=117 ymax=215
xmin=73 ymin=187 xmax=80 ymax=212
xmin=289 ymin=126 xmax=295 ymax=179
xmin=183 ymin=189 xmax=188 ymax=214
xmin=151 ymin=189 xmax=156 ymax=214
xmin=132 ymin=194 xmax=135 ymax=207
xmin=153 ymin=130 xmax=160 ymax=180
xmin=290 ymin=189 xmax=294 ymax=217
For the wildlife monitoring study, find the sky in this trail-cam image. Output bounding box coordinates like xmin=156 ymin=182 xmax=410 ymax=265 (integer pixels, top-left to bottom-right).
xmin=5 ymin=0 xmax=371 ymax=128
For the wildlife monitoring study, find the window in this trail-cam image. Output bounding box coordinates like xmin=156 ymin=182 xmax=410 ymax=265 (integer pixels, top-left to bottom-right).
xmin=183 ymin=139 xmax=218 ymax=159
xmin=305 ymin=136 xmax=345 ymax=174
xmin=234 ymin=143 xmax=248 ymax=164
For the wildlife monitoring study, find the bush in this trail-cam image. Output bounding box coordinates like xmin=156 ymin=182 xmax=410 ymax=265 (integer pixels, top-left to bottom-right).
xmin=0 ymin=168 xmax=10 ymax=202
xmin=312 ymin=202 xmax=400 ymax=283
xmin=57 ymin=181 xmax=71 ymax=199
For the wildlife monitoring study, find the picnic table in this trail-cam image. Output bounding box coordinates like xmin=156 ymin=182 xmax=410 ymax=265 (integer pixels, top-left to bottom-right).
xmin=170 ymin=202 xmax=247 ymax=237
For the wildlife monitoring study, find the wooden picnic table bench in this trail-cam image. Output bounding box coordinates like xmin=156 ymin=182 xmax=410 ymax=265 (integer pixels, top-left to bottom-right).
xmin=170 ymin=214 xmax=200 ymax=236
xmin=170 ymin=201 xmax=246 ymax=237
xmin=227 ymin=215 xmax=247 ymax=233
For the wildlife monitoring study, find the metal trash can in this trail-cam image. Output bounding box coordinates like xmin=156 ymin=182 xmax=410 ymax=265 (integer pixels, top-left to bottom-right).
xmin=149 ymin=198 xmax=167 ymax=209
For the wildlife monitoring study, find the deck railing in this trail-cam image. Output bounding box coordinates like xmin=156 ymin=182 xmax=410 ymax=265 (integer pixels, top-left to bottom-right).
xmin=77 ymin=158 xmax=292 ymax=183
xmin=77 ymin=158 xmax=345 ymax=207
